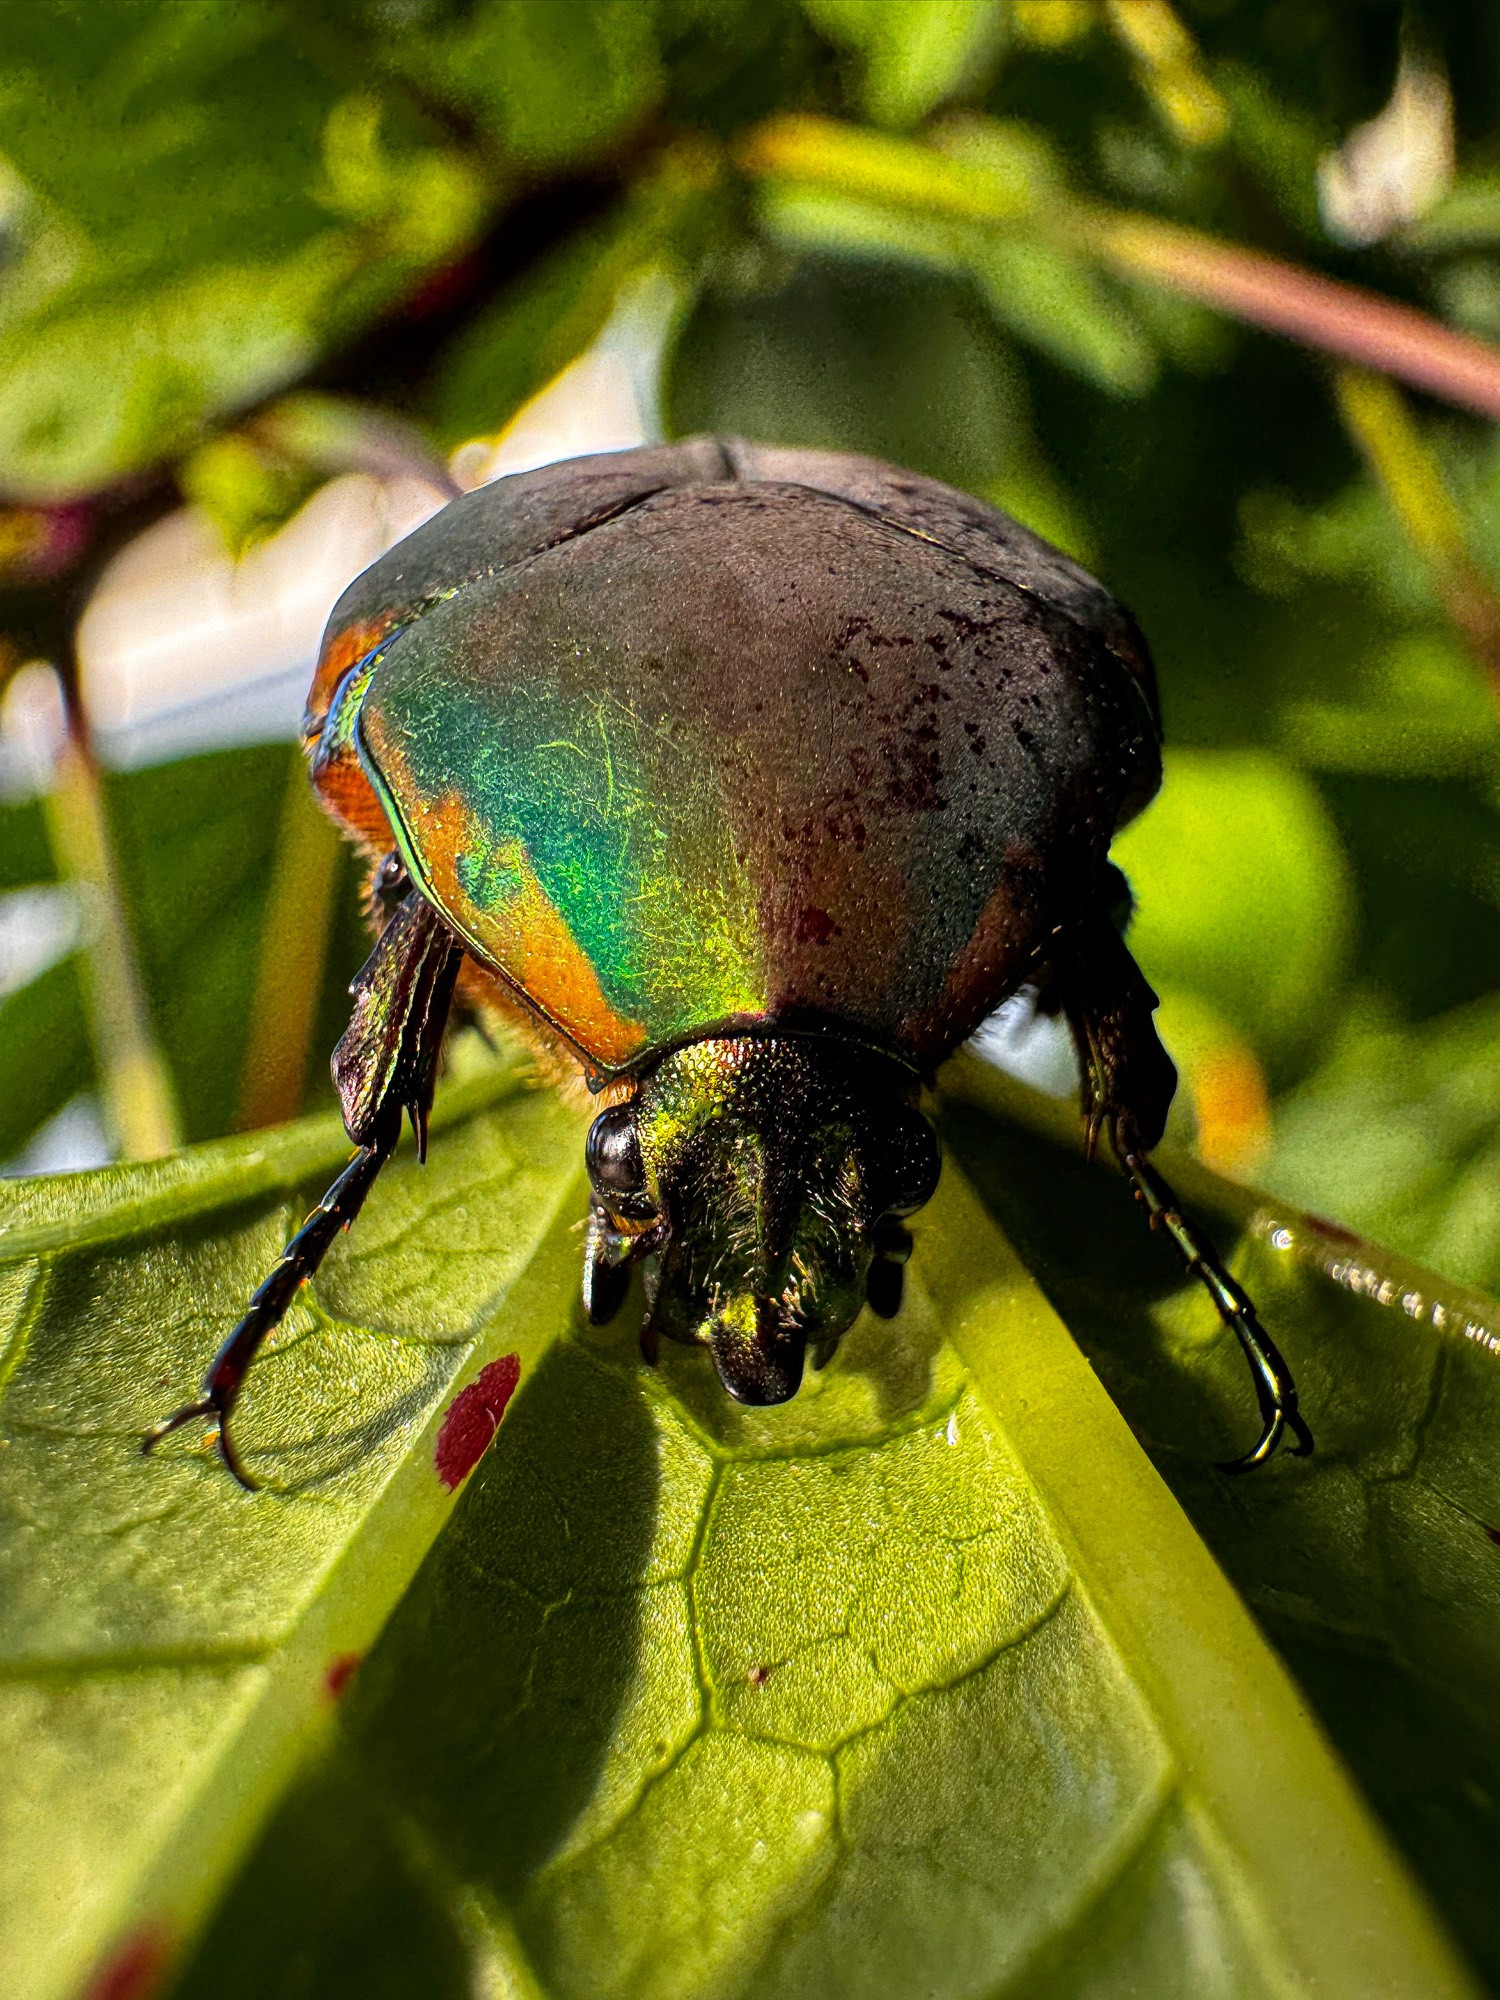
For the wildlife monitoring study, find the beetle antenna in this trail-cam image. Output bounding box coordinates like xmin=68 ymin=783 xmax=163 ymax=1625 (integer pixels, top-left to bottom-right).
xmin=1118 ymin=1142 xmax=1313 ymax=1470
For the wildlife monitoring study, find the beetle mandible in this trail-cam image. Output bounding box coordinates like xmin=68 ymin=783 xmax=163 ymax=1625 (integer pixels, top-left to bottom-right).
xmin=146 ymin=437 xmax=1311 ymax=1487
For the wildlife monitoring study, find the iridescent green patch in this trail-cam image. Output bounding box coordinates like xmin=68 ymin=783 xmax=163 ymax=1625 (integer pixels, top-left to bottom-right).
xmin=359 ymin=661 xmax=765 ymax=1065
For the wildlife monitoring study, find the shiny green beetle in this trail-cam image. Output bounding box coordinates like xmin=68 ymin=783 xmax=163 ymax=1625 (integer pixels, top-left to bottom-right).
xmin=147 ymin=437 xmax=1311 ymax=1487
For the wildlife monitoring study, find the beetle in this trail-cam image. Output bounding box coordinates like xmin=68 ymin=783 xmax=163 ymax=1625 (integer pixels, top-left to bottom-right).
xmin=145 ymin=437 xmax=1311 ymax=1488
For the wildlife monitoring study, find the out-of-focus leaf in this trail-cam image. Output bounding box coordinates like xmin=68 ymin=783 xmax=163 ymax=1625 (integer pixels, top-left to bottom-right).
xmin=1277 ymin=629 xmax=1496 ymax=778
xmin=942 ymin=1055 xmax=1500 ymax=1990
xmin=971 ymin=235 xmax=1158 ymax=393
xmin=1239 ymin=478 xmax=1434 ymax=617
xmin=740 ymin=112 xmax=1051 ymax=227
xmin=176 ymin=434 xmax=323 ymax=561
xmin=1112 ymin=747 xmax=1354 ymax=1066
xmin=432 ymin=145 xmax=726 ymax=447
xmin=105 ymin=746 xmax=369 ymax=1145
xmin=669 ymin=255 xmax=1053 ymax=509
xmin=0 ymin=1059 xmax=587 ymax=2000
xmin=350 ymin=0 xmax=665 ymax=171
xmin=0 ymin=8 xmax=488 ymax=497
xmin=1217 ymin=60 xmax=1329 ymax=239
xmin=1268 ymin=992 xmax=1500 ymax=1295
xmin=0 ymin=748 xmax=370 ymax=1163
xmin=1402 ymin=176 xmax=1500 ymax=253
xmin=0 ymin=798 xmax=50 ymax=891
xmin=800 ymin=0 xmax=1008 ymax=129
xmin=157 ymin=1134 xmax=1476 ymax=2000
xmin=756 ymin=183 xmax=972 ymax=275
xmin=0 ymin=956 xmax=91 ymax=1162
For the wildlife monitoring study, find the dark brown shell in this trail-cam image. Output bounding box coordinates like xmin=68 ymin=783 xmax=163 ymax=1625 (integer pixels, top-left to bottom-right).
xmin=311 ymin=438 xmax=1161 ymax=1075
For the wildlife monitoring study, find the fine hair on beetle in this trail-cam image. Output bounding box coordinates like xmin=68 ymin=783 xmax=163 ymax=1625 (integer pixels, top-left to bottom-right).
xmin=145 ymin=437 xmax=1311 ymax=1490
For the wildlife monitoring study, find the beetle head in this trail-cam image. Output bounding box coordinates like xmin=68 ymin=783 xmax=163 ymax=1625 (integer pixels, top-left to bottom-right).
xmin=585 ymin=1035 xmax=939 ymax=1404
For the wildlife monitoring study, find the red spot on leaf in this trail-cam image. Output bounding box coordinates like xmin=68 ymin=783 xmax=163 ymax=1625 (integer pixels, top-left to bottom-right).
xmin=325 ymin=1652 xmax=362 ymax=1700
xmin=435 ymin=1355 xmax=521 ymax=1490
xmin=84 ymin=1929 xmax=169 ymax=2000
xmin=1304 ymin=1213 xmax=1359 ymax=1245
xmin=1485 ymin=1525 xmax=1500 ymax=1547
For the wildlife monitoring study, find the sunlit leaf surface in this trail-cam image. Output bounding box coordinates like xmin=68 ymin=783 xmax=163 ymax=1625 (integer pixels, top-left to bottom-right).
xmin=944 ymin=1055 xmax=1500 ymax=1993
xmin=0 ymin=1060 xmax=585 ymax=2000
xmin=1 ymin=1062 xmax=1486 ymax=1999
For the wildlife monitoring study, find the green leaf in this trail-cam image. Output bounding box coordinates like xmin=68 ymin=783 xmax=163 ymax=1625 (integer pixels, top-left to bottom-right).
xmin=143 ymin=1127 xmax=1480 ymax=2000
xmin=799 ymin=0 xmax=1008 ymax=128
xmin=970 ymin=235 xmax=1158 ymax=395
xmin=0 ymin=7 xmax=487 ymax=496
xmin=668 ymin=256 xmax=1046 ymax=509
xmin=431 ymin=147 xmax=725 ymax=447
xmin=104 ymin=746 xmax=370 ymax=1145
xmin=0 ymin=956 xmax=92 ymax=1163
xmin=5 ymin=1071 xmax=1484 ymax=1995
xmin=0 ymin=798 xmax=51 ymax=892
xmin=1268 ymin=991 xmax=1500 ymax=1294
xmin=0 ymin=747 xmax=372 ymax=1161
xmin=0 ymin=1058 xmax=587 ymax=2000
xmin=354 ymin=0 xmax=666 ymax=171
xmin=1112 ymin=747 xmax=1355 ymax=1067
xmin=943 ymin=1055 xmax=1500 ymax=1991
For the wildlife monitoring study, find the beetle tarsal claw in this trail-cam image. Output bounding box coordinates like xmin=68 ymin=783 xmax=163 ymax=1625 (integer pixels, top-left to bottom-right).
xmin=141 ymin=1398 xmax=261 ymax=1493
xmin=1119 ymin=1148 xmax=1313 ymax=1470
xmin=1217 ymin=1397 xmax=1314 ymax=1475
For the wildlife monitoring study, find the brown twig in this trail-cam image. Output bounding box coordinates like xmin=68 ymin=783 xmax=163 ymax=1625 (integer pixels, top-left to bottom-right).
xmin=739 ymin=115 xmax=1500 ymax=424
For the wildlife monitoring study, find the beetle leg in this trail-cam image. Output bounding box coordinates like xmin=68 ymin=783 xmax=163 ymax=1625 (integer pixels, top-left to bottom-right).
xmin=142 ymin=1133 xmax=397 ymax=1489
xmin=144 ymin=891 xmax=462 ymax=1490
xmin=583 ymin=1200 xmax=633 ymax=1325
xmin=583 ymin=1201 xmax=667 ymax=1328
xmin=1116 ymin=1145 xmax=1312 ymax=1469
xmin=1058 ymin=905 xmax=1312 ymax=1469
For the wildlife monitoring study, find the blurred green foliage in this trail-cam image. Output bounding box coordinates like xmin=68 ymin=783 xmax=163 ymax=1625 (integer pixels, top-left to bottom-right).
xmin=4 ymin=0 xmax=1500 ymax=1232
xmin=2 ymin=0 xmax=1498 ymax=1267
xmin=7 ymin=0 xmax=1500 ymax=1992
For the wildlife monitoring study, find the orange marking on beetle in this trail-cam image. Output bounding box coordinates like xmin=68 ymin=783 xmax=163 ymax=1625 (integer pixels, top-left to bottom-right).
xmin=324 ymin=1652 xmax=363 ymax=1699
xmin=83 ymin=1927 xmax=170 ymax=2000
xmin=310 ymin=750 xmax=393 ymax=854
xmin=305 ymin=613 xmax=401 ymax=738
xmin=395 ymin=776 xmax=648 ymax=1070
xmin=435 ymin=1355 xmax=521 ymax=1490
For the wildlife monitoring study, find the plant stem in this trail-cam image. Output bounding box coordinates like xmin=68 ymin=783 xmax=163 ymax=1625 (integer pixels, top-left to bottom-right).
xmin=235 ymin=754 xmax=345 ymax=1132
xmin=41 ymin=717 xmax=179 ymax=1161
xmin=1333 ymin=364 xmax=1500 ymax=701
xmin=1087 ymin=212 xmax=1500 ymax=419
xmin=739 ymin=115 xmax=1500 ymax=422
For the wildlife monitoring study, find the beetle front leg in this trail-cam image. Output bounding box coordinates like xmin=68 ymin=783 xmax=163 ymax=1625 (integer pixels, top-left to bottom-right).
xmin=143 ymin=1129 xmax=397 ymax=1488
xmin=583 ymin=1199 xmax=667 ymax=1354
xmin=144 ymin=889 xmax=462 ymax=1489
xmin=1058 ymin=904 xmax=1313 ymax=1469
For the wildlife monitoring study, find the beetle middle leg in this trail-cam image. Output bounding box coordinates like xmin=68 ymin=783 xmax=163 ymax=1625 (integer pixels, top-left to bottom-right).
xmin=1056 ymin=898 xmax=1313 ymax=1470
xmin=144 ymin=890 xmax=462 ymax=1489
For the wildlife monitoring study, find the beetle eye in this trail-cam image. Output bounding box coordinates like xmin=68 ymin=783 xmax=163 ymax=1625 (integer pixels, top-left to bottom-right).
xmin=586 ymin=1106 xmax=654 ymax=1217
xmin=880 ymin=1109 xmax=941 ymax=1218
